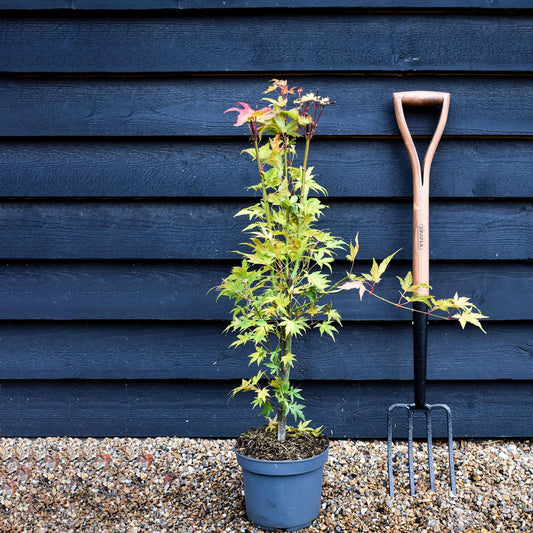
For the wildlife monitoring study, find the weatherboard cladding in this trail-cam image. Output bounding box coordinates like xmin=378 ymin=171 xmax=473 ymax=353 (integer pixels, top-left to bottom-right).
xmin=0 ymin=4 xmax=531 ymax=437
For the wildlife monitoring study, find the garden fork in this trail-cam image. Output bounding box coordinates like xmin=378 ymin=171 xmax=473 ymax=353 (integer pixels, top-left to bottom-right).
xmin=387 ymin=91 xmax=456 ymax=497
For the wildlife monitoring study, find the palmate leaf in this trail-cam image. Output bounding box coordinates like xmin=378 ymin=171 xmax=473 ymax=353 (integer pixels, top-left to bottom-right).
xmin=430 ymin=297 xmax=452 ymax=313
xmin=261 ymin=96 xmax=287 ymax=107
xmin=378 ymin=250 xmax=399 ymax=276
xmin=265 ymin=361 xmax=278 ymax=373
xmin=306 ymin=302 xmax=323 ymax=316
xmin=325 ymin=306 xmax=342 ymax=324
xmin=266 ymin=417 xmax=278 ymax=432
xmin=339 ymin=278 xmax=366 ymax=301
xmin=241 ymin=221 xmax=263 ymax=233
xmin=239 ymin=252 xmax=275 ymax=267
xmin=288 ymin=402 xmax=306 ymax=422
xmin=452 ymin=292 xmax=474 ymax=309
xmin=273 ymin=113 xmax=288 ymax=134
xmin=231 ymin=372 xmax=264 ymax=398
xmin=231 ymin=260 xmax=250 ymax=280
xmin=234 ymin=205 xmax=263 ymax=219
xmin=241 ymin=147 xmax=256 ymax=159
xmin=369 ymin=259 xmax=380 ymax=282
xmin=260 ymin=402 xmax=274 ymax=417
xmin=346 ymin=233 xmax=360 ymax=262
xmin=288 ymin=386 xmax=303 ymax=401
xmin=280 ymin=318 xmax=307 ymax=337
xmin=292 ymin=420 xmax=324 ymax=437
xmin=397 ymin=271 xmax=413 ymax=292
xmin=306 ymin=271 xmax=330 ymax=292
xmin=317 ymin=321 xmax=339 ymax=340
xmin=453 ymin=310 xmax=488 ymax=333
xmin=230 ymin=315 xmax=252 ymax=333
xmin=229 ymin=332 xmax=253 ymax=348
xmin=406 ymin=294 xmax=432 ymax=306
xmin=281 ymin=351 xmax=296 ymax=367
xmin=249 ymin=348 xmax=267 ymax=366
xmin=297 ymin=113 xmax=314 ymax=127
xmin=224 ymin=102 xmax=259 ymax=127
xmin=255 ymin=387 xmax=270 ymax=403
xmin=274 ymin=293 xmax=291 ymax=311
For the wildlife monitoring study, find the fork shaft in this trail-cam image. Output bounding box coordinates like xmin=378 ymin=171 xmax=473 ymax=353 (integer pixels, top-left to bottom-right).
xmin=413 ymin=301 xmax=428 ymax=409
xmin=408 ymin=408 xmax=415 ymax=496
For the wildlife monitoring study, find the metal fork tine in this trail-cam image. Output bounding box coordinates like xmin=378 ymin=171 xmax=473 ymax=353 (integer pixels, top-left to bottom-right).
xmin=440 ymin=404 xmax=457 ymax=494
xmin=446 ymin=408 xmax=457 ymax=494
xmin=408 ymin=408 xmax=415 ymax=496
xmin=387 ymin=407 xmax=395 ymax=497
xmin=388 ymin=403 xmax=410 ymax=497
xmin=426 ymin=407 xmax=435 ymax=491
xmin=428 ymin=404 xmax=457 ymax=494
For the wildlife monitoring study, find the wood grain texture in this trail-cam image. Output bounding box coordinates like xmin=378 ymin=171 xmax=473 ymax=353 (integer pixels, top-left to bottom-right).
xmin=0 ymin=200 xmax=529 ymax=260
xmin=0 ymin=14 xmax=532 ymax=73
xmin=0 ymin=261 xmax=529 ymax=321
xmin=0 ymin=321 xmax=529 ymax=380
xmin=0 ymin=6 xmax=531 ymax=439
xmin=0 ymin=380 xmax=531 ymax=438
xmin=1 ymin=138 xmax=532 ymax=198
xmin=1 ymin=76 xmax=533 ymax=137
xmin=1 ymin=1 xmax=531 ymax=9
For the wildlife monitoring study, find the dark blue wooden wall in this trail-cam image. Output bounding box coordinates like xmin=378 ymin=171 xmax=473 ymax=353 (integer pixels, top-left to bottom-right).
xmin=0 ymin=1 xmax=531 ymax=438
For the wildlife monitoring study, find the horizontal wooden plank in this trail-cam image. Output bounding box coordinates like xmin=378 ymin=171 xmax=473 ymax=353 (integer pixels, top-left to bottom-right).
xmin=1 ymin=77 xmax=532 ymax=138
xmin=1 ymin=138 xmax=532 ymax=198
xmin=0 ymin=321 xmax=529 ymax=381
xmin=0 ymin=14 xmax=532 ymax=73
xmin=1 ymin=1 xmax=531 ymax=10
xmin=0 ymin=380 xmax=531 ymax=437
xmin=0 ymin=261 xmax=529 ymax=321
xmin=0 ymin=200 xmax=529 ymax=260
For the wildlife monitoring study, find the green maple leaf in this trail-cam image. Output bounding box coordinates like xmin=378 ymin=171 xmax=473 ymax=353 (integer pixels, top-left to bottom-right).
xmin=346 ymin=233 xmax=360 ymax=262
xmin=453 ymin=310 xmax=488 ymax=333
xmin=397 ymin=271 xmax=413 ymax=292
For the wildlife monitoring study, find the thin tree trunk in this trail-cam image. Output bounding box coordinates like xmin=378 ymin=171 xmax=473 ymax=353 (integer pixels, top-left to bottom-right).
xmin=277 ymin=335 xmax=292 ymax=442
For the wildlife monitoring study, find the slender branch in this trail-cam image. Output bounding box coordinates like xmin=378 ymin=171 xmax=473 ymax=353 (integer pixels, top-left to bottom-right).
xmin=364 ymin=290 xmax=452 ymax=320
xmin=300 ymin=135 xmax=311 ymax=209
xmin=253 ymin=137 xmax=273 ymax=229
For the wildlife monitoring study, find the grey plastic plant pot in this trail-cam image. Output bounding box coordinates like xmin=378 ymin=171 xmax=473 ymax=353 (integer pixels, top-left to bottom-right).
xmin=235 ymin=443 xmax=329 ymax=531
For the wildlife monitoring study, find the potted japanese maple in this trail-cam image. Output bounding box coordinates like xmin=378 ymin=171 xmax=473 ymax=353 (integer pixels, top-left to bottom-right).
xmin=218 ymin=80 xmax=484 ymax=531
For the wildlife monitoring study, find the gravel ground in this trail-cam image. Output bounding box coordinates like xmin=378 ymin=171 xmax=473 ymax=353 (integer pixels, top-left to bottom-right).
xmin=0 ymin=437 xmax=531 ymax=532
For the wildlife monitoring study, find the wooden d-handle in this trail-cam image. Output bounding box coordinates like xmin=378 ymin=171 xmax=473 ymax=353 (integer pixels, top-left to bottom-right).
xmin=393 ymin=91 xmax=450 ymax=292
xmin=394 ymin=90 xmax=449 ymax=107
xmin=393 ymin=91 xmax=450 ymax=190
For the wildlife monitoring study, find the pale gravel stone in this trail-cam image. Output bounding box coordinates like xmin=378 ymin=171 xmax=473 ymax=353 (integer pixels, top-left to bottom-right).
xmin=0 ymin=438 xmax=530 ymax=531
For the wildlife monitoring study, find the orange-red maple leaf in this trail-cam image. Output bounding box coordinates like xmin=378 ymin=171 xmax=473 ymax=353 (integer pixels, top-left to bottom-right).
xmin=224 ymin=102 xmax=273 ymax=127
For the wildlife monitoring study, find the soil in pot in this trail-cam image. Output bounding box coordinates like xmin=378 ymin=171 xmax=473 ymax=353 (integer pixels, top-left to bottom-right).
xmin=236 ymin=426 xmax=329 ymax=461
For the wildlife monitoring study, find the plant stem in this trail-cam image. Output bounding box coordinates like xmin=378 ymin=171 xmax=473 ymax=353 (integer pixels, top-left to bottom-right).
xmin=277 ymin=334 xmax=291 ymax=442
xmin=365 ymin=290 xmax=449 ymax=318
xmin=302 ymin=135 xmax=311 ymax=178
xmin=300 ymin=136 xmax=311 ymax=209
xmin=295 ymin=135 xmax=312 ymax=271
xmin=253 ymin=137 xmax=273 ymax=229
